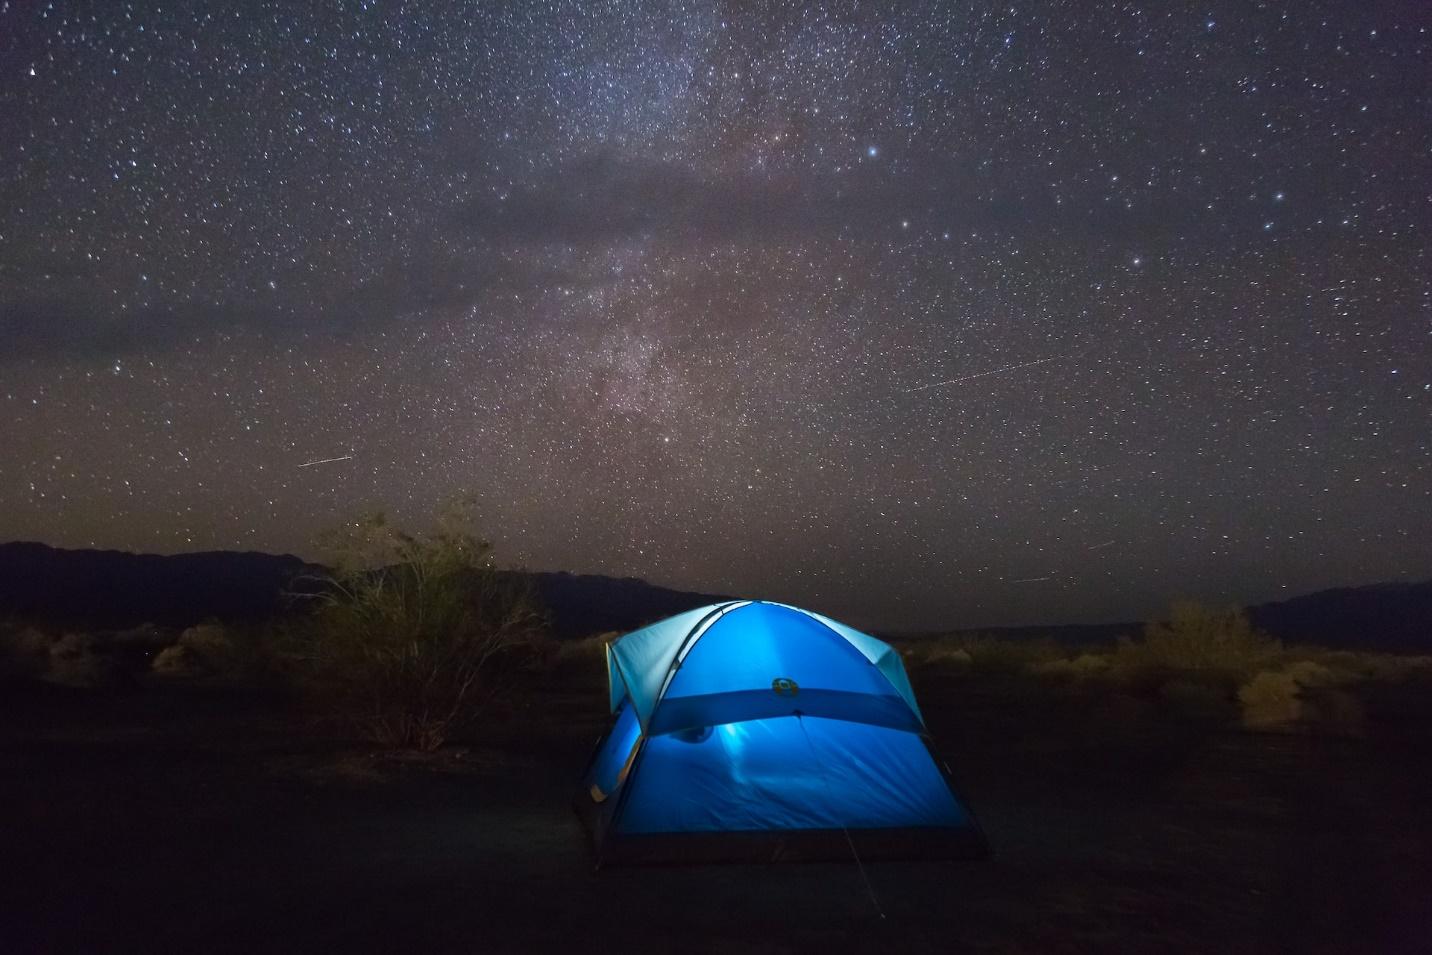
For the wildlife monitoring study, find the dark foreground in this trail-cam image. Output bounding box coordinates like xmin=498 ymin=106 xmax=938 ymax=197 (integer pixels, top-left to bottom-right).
xmin=4 ymin=669 xmax=1430 ymax=954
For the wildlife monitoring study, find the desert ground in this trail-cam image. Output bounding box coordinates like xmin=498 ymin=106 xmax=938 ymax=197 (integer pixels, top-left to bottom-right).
xmin=5 ymin=637 xmax=1431 ymax=955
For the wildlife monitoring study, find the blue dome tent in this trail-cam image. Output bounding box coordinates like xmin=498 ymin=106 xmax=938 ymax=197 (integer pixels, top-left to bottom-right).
xmin=575 ymin=601 xmax=988 ymax=864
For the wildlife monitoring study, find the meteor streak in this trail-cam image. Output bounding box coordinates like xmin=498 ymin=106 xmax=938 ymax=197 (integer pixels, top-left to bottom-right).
xmin=298 ymin=454 xmax=354 ymax=468
xmin=905 ymin=355 xmax=1063 ymax=392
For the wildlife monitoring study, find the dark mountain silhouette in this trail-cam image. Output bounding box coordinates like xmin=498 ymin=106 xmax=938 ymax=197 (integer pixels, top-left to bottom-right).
xmin=1247 ymin=581 xmax=1432 ymax=653
xmin=910 ymin=582 xmax=1432 ymax=653
xmin=0 ymin=541 xmax=727 ymax=639
xmin=1 ymin=542 xmax=1427 ymax=649
xmin=516 ymin=571 xmax=728 ymax=639
xmin=0 ymin=542 xmax=318 ymax=631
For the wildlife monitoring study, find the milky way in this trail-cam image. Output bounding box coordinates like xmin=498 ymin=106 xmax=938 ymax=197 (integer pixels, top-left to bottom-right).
xmin=2 ymin=2 xmax=1428 ymax=628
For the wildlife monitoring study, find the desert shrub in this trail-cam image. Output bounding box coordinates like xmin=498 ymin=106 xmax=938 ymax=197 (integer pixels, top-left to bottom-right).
xmin=938 ymin=647 xmax=974 ymax=666
xmin=180 ymin=622 xmax=233 ymax=659
xmin=537 ymin=632 xmax=622 ymax=689
xmin=105 ymin=623 xmax=168 ymax=649
xmin=554 ymin=634 xmax=615 ymax=666
xmin=151 ymin=644 xmax=192 ymax=675
xmin=1321 ymin=651 xmax=1432 ymax=684
xmin=0 ymin=624 xmax=54 ymax=680
xmin=1238 ymin=670 xmax=1303 ymax=729
xmin=150 ymin=622 xmax=277 ymax=682
xmin=284 ymin=508 xmax=548 ymax=751
xmin=1238 ymin=658 xmax=1379 ymax=733
xmin=45 ymin=633 xmax=131 ymax=687
xmin=1114 ymin=602 xmax=1281 ymax=679
xmin=151 ymin=623 xmax=231 ymax=676
xmin=908 ymin=633 xmax=1063 ymax=673
xmin=1276 ymin=660 xmax=1367 ymax=734
xmin=1282 ymin=659 xmax=1344 ymax=689
xmin=900 ymin=639 xmax=974 ymax=668
xmin=1033 ymin=653 xmax=1110 ymax=680
xmin=893 ymin=640 xmax=933 ymax=667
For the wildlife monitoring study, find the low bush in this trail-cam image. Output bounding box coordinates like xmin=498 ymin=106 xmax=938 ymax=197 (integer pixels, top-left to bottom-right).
xmin=1239 ymin=670 xmax=1303 ymax=729
xmin=0 ymin=623 xmax=53 ymax=680
xmin=906 ymin=633 xmax=1064 ymax=673
xmin=899 ymin=641 xmax=968 ymax=669
xmin=45 ymin=633 xmax=133 ymax=688
xmin=553 ymin=633 xmax=615 ymax=667
xmin=151 ymin=621 xmax=279 ymax=681
xmin=1313 ymin=651 xmax=1432 ymax=684
xmin=150 ymin=644 xmax=191 ymax=675
xmin=1282 ymin=659 xmax=1344 ymax=689
xmin=1032 ymin=653 xmax=1110 ymax=680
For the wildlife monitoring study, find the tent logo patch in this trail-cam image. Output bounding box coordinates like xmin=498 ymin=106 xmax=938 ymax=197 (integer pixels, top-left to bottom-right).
xmin=771 ymin=677 xmax=799 ymax=697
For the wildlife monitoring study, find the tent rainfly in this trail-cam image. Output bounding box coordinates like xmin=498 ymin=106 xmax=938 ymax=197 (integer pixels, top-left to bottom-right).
xmin=575 ymin=600 xmax=988 ymax=864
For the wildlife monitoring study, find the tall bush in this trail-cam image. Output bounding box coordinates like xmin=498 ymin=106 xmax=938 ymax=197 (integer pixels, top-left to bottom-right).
xmin=288 ymin=508 xmax=547 ymax=750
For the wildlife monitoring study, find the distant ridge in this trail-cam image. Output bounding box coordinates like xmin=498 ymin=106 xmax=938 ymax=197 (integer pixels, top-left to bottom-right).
xmin=0 ymin=542 xmax=1427 ymax=650
xmin=0 ymin=541 xmax=727 ymax=639
xmin=902 ymin=579 xmax=1432 ymax=654
xmin=1248 ymin=581 xmax=1432 ymax=653
xmin=0 ymin=541 xmax=316 ymax=631
xmin=518 ymin=571 xmax=729 ymax=639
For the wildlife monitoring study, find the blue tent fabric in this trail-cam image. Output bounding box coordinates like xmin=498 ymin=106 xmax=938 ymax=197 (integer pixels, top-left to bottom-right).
xmin=619 ymin=716 xmax=969 ymax=834
xmin=790 ymin=605 xmax=926 ymax=725
xmin=579 ymin=600 xmax=988 ymax=864
xmin=587 ymin=699 xmax=641 ymax=802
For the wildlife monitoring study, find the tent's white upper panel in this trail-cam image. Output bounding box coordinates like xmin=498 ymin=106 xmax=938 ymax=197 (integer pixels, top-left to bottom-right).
xmin=606 ymin=600 xmax=922 ymax=732
xmin=605 ymin=602 xmax=744 ymax=724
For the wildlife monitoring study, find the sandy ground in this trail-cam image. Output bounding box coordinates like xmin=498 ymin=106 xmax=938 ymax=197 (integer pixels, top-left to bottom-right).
xmin=3 ymin=670 xmax=1430 ymax=954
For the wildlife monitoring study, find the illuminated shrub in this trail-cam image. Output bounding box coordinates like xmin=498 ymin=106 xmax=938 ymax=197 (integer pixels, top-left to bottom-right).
xmin=286 ymin=508 xmax=548 ymax=751
xmin=1114 ymin=602 xmax=1281 ymax=677
xmin=1238 ymin=671 xmax=1302 ymax=728
xmin=151 ymin=644 xmax=191 ymax=674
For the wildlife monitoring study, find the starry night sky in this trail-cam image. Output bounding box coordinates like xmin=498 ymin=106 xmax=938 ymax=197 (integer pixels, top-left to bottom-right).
xmin=2 ymin=1 xmax=1429 ymax=630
